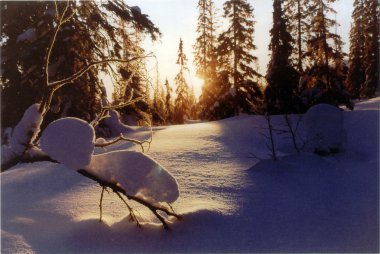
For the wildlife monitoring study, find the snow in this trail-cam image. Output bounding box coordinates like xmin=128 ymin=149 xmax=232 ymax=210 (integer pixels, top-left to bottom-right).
xmin=2 ymin=104 xmax=43 ymax=165
xmin=85 ymin=150 xmax=179 ymax=203
xmin=104 ymin=110 xmax=135 ymax=137
xmin=10 ymin=104 xmax=42 ymax=155
xmin=40 ymin=117 xmax=95 ymax=169
xmin=1 ymin=98 xmax=379 ymax=253
xmin=304 ymin=103 xmax=345 ymax=154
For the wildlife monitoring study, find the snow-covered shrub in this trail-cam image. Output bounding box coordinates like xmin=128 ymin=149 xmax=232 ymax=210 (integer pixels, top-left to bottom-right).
xmin=304 ymin=104 xmax=346 ymax=155
xmin=104 ymin=110 xmax=134 ymax=137
xmin=40 ymin=118 xmax=95 ymax=169
xmin=1 ymin=104 xmax=43 ymax=167
xmin=10 ymin=104 xmax=43 ymax=155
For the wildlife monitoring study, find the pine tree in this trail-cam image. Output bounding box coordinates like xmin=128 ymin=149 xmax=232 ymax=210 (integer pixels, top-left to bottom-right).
xmin=362 ymin=0 xmax=379 ymax=97
xmin=217 ymin=0 xmax=262 ymax=116
xmin=265 ymin=0 xmax=300 ymax=114
xmin=194 ymin=0 xmax=218 ymax=118
xmin=347 ymin=0 xmax=366 ymax=99
xmin=174 ymin=39 xmax=191 ymax=124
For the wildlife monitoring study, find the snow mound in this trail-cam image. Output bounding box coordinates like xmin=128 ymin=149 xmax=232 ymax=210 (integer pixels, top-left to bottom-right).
xmin=10 ymin=103 xmax=43 ymax=155
xmin=85 ymin=150 xmax=180 ymax=203
xmin=40 ymin=118 xmax=95 ymax=169
xmin=304 ymin=104 xmax=345 ymax=154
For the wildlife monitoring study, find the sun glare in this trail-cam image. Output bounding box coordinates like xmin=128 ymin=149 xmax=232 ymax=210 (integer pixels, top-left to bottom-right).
xmin=190 ymin=75 xmax=204 ymax=101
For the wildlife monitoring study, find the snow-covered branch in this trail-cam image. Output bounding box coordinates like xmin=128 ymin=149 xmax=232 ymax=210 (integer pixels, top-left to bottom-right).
xmin=77 ymin=168 xmax=181 ymax=230
xmin=95 ymin=133 xmax=152 ymax=153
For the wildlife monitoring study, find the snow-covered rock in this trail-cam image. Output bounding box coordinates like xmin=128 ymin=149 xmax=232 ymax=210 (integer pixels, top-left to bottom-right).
xmin=40 ymin=118 xmax=95 ymax=169
xmin=304 ymin=104 xmax=346 ymax=155
xmin=85 ymin=150 xmax=180 ymax=203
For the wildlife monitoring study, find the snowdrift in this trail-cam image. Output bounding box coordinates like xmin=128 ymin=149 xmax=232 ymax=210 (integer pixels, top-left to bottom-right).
xmin=1 ymin=98 xmax=379 ymax=253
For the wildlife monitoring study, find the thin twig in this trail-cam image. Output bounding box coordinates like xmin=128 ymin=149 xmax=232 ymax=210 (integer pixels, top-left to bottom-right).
xmin=45 ymin=0 xmax=70 ymax=87
xmin=99 ymin=186 xmax=105 ymax=222
xmin=115 ymin=191 xmax=141 ymax=228
xmin=95 ymin=134 xmax=152 ymax=153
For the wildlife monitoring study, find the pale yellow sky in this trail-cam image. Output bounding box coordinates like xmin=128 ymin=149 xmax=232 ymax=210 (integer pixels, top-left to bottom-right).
xmin=111 ymin=0 xmax=354 ymax=100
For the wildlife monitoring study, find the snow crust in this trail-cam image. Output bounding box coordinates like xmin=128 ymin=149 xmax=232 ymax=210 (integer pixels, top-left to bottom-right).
xmin=85 ymin=150 xmax=179 ymax=203
xmin=40 ymin=117 xmax=95 ymax=169
xmin=304 ymin=104 xmax=345 ymax=154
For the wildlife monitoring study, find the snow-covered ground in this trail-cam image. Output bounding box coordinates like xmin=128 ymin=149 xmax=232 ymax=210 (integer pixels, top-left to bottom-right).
xmin=1 ymin=98 xmax=379 ymax=253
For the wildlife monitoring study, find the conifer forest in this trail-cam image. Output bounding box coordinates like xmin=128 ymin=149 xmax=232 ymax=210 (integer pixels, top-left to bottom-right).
xmin=1 ymin=1 xmax=379 ymax=253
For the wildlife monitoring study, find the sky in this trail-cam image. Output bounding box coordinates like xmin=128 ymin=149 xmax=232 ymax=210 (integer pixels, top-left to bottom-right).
xmin=122 ymin=0 xmax=354 ymax=99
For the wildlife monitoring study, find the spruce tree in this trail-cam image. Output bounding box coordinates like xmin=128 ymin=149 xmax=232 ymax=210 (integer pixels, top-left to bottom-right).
xmin=362 ymin=0 xmax=379 ymax=97
xmin=0 ymin=1 xmax=160 ymax=129
xmin=298 ymin=0 xmax=353 ymax=110
xmin=265 ymin=0 xmax=299 ymax=114
xmin=347 ymin=0 xmax=366 ymax=99
xmin=217 ymin=0 xmax=262 ymax=116
xmin=194 ymin=0 xmax=218 ymax=119
xmin=174 ymin=39 xmax=191 ymax=124
xmin=305 ymin=0 xmax=344 ymax=88
xmin=284 ymin=0 xmax=312 ymax=73
xmin=164 ymin=78 xmax=173 ymax=123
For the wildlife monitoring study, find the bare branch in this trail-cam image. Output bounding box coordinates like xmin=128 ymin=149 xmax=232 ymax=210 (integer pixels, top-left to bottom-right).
xmin=48 ymin=55 xmax=154 ymax=88
xmin=115 ymin=191 xmax=141 ymax=228
xmin=45 ymin=0 xmax=71 ymax=87
xmin=54 ymin=1 xmax=60 ymax=21
xmin=99 ymin=186 xmax=105 ymax=222
xmin=95 ymin=133 xmax=152 ymax=153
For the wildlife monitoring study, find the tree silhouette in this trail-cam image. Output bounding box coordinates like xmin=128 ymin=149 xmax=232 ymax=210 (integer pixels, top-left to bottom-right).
xmin=174 ymin=39 xmax=192 ymax=124
xmin=347 ymin=0 xmax=366 ymax=99
xmin=194 ymin=0 xmax=218 ymax=119
xmin=217 ymin=0 xmax=262 ymax=116
xmin=265 ymin=0 xmax=299 ymax=114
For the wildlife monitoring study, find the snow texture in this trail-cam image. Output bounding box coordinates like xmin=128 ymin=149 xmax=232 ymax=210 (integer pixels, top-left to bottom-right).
xmin=304 ymin=103 xmax=345 ymax=154
xmin=40 ymin=117 xmax=95 ymax=169
xmin=1 ymin=97 xmax=379 ymax=253
xmin=85 ymin=150 xmax=179 ymax=203
xmin=10 ymin=103 xmax=43 ymax=155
